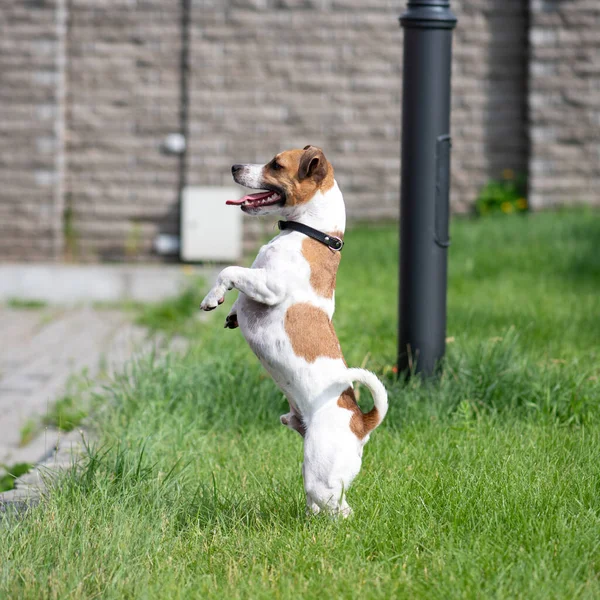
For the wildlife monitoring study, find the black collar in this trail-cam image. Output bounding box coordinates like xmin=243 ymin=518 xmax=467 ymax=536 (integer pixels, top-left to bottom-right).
xmin=278 ymin=221 xmax=344 ymax=251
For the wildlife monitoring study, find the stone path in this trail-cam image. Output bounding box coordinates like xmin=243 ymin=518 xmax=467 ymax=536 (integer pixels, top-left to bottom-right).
xmin=0 ymin=306 xmax=185 ymax=513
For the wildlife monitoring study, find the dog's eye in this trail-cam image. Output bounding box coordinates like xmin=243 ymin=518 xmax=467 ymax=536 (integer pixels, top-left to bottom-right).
xmin=271 ymin=161 xmax=283 ymax=171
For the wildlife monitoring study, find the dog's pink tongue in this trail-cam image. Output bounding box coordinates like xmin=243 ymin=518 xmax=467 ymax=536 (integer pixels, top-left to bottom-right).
xmin=226 ymin=191 xmax=272 ymax=206
xmin=225 ymin=197 xmax=247 ymax=206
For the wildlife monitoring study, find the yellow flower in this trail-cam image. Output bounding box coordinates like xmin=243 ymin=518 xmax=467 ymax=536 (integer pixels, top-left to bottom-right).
xmin=502 ymin=169 xmax=514 ymax=180
xmin=516 ymin=198 xmax=527 ymax=210
xmin=501 ymin=202 xmax=514 ymax=214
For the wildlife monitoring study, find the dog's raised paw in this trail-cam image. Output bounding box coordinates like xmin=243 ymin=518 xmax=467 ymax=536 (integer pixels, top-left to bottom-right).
xmin=200 ymin=301 xmax=220 ymax=311
xmin=200 ymin=287 xmax=225 ymax=311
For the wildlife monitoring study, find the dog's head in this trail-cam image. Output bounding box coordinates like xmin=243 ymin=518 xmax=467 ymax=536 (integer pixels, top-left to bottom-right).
xmin=227 ymin=145 xmax=334 ymax=216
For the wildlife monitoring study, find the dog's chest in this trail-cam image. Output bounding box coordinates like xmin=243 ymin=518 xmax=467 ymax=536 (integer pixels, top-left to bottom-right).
xmin=237 ymin=235 xmax=346 ymax=403
xmin=237 ymin=233 xmax=340 ymax=360
xmin=236 ymin=235 xmax=304 ymax=333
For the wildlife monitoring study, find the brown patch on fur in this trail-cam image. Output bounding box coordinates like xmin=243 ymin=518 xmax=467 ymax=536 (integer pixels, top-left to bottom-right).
xmin=284 ymin=303 xmax=343 ymax=363
xmin=301 ymin=230 xmax=344 ymax=298
xmin=261 ymin=146 xmax=334 ymax=207
xmin=337 ymin=387 xmax=380 ymax=439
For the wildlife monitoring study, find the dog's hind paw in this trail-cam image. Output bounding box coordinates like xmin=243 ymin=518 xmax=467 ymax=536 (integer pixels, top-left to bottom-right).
xmin=280 ymin=413 xmax=306 ymax=437
xmin=306 ymin=502 xmax=321 ymax=516
xmin=224 ymin=313 xmax=239 ymax=329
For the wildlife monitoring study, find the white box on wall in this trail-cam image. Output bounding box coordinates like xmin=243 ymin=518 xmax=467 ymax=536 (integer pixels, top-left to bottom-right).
xmin=180 ymin=186 xmax=243 ymax=262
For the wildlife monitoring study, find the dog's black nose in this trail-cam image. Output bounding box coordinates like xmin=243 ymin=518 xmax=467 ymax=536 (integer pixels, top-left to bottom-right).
xmin=231 ymin=164 xmax=243 ymax=175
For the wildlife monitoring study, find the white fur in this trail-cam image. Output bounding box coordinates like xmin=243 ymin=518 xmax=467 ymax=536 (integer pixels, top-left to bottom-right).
xmin=201 ymin=164 xmax=388 ymax=517
xmin=234 ymin=164 xmax=264 ymax=190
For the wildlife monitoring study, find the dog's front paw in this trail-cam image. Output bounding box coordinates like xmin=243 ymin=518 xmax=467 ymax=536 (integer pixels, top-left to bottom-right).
xmin=224 ymin=313 xmax=239 ymax=329
xmin=200 ymin=286 xmax=226 ymax=311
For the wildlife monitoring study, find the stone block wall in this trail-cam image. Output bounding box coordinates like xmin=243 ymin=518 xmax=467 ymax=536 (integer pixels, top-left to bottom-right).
xmin=451 ymin=0 xmax=529 ymax=211
xmin=528 ymin=0 xmax=600 ymax=208
xmin=188 ymin=1 xmax=404 ymax=222
xmin=188 ymin=0 xmax=529 ymax=217
xmin=0 ymin=0 xmax=596 ymax=262
xmin=66 ymin=0 xmax=182 ymax=261
xmin=0 ymin=0 xmax=66 ymax=261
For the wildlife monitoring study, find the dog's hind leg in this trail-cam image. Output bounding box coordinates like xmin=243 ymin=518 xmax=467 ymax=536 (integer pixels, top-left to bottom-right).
xmin=224 ymin=298 xmax=240 ymax=329
xmin=280 ymin=406 xmax=306 ymax=437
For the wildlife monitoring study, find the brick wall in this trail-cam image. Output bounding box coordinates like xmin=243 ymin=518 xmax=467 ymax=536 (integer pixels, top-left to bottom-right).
xmin=528 ymin=0 xmax=600 ymax=208
xmin=66 ymin=0 xmax=182 ymax=261
xmin=188 ymin=0 xmax=528 ymax=244
xmin=188 ymin=1 xmax=403 ymax=224
xmin=0 ymin=0 xmax=67 ymax=261
xmin=189 ymin=0 xmax=528 ymax=218
xmin=0 ymin=0 xmax=595 ymax=262
xmin=451 ymin=0 xmax=529 ymax=211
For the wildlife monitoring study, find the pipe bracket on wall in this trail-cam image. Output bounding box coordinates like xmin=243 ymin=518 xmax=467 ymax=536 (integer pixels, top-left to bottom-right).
xmin=435 ymin=133 xmax=452 ymax=248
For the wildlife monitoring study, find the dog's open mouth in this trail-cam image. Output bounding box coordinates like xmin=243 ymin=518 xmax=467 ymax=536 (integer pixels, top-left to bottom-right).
xmin=226 ymin=190 xmax=284 ymax=211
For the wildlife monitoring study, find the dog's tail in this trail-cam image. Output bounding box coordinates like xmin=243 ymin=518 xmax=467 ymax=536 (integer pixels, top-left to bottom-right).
xmin=346 ymin=368 xmax=389 ymax=433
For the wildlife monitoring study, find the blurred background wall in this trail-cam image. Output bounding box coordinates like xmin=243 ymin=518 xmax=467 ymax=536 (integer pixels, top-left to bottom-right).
xmin=0 ymin=0 xmax=598 ymax=262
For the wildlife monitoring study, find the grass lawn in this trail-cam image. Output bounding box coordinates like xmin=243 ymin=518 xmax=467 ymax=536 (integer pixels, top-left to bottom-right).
xmin=2 ymin=211 xmax=599 ymax=599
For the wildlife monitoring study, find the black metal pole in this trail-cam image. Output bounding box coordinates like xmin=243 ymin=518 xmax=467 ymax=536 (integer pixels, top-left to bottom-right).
xmin=398 ymin=0 xmax=457 ymax=377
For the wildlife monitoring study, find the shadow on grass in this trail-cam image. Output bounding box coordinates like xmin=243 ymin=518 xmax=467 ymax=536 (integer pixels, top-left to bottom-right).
xmin=554 ymin=214 xmax=600 ymax=287
xmin=448 ymin=210 xmax=600 ymax=291
xmin=60 ymin=438 xmax=306 ymax=536
xmin=173 ymin=480 xmax=307 ymax=535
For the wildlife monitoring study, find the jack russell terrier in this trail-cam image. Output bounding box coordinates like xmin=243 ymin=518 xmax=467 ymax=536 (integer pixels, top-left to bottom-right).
xmin=200 ymin=145 xmax=388 ymax=517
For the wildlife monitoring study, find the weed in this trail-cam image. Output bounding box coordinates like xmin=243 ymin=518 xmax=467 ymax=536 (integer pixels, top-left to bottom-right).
xmin=43 ymin=395 xmax=87 ymax=432
xmin=19 ymin=419 xmax=39 ymax=447
xmin=135 ymin=277 xmax=205 ymax=334
xmin=6 ymin=298 xmax=48 ymax=310
xmin=42 ymin=371 xmax=92 ymax=432
xmin=0 ymin=463 xmax=33 ymax=492
xmin=475 ymin=169 xmax=527 ymax=216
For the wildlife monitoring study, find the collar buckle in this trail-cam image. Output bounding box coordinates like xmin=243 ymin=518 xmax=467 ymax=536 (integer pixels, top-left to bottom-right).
xmin=324 ymin=235 xmax=344 ymax=251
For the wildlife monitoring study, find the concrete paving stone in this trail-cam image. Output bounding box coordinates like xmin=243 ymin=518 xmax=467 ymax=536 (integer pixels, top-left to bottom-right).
xmin=1 ymin=309 xmax=124 ymax=409
xmin=0 ymin=428 xmax=61 ymax=469
xmin=0 ymin=303 xmax=190 ymax=514
xmin=0 ymin=264 xmax=215 ymax=304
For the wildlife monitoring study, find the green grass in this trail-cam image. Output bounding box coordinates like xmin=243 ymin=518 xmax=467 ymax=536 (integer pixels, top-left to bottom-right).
xmin=41 ymin=372 xmax=91 ymax=433
xmin=42 ymin=395 xmax=88 ymax=433
xmin=0 ymin=463 xmax=33 ymax=493
xmin=1 ymin=210 xmax=599 ymax=599
xmin=135 ymin=277 xmax=206 ymax=334
xmin=6 ymin=298 xmax=48 ymax=310
xmin=19 ymin=419 xmax=38 ymax=447
xmin=18 ymin=378 xmax=90 ymax=445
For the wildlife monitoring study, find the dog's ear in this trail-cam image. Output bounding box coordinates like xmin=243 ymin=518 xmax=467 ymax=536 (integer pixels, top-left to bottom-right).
xmin=298 ymin=145 xmax=327 ymax=183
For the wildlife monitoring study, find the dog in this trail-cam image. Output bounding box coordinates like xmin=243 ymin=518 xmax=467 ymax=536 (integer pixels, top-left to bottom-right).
xmin=200 ymin=145 xmax=388 ymax=517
